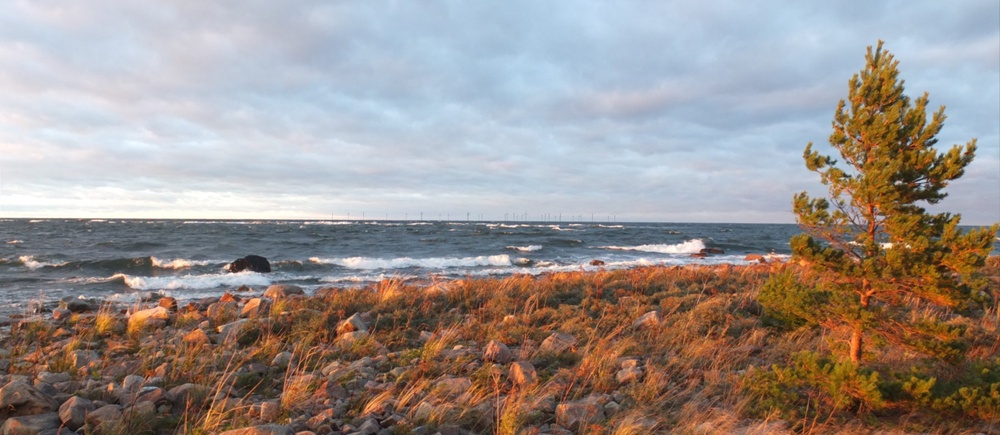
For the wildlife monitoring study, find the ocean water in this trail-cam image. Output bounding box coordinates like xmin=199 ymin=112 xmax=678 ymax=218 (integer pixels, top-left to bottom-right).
xmin=1 ymin=219 xmax=996 ymax=315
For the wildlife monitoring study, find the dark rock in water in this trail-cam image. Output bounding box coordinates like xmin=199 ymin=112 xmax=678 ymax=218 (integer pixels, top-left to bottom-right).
xmin=690 ymin=252 xmax=708 ymax=259
xmin=700 ymin=248 xmax=725 ymax=255
xmin=229 ymin=255 xmax=271 ymax=273
xmin=589 ymin=259 xmax=606 ymax=266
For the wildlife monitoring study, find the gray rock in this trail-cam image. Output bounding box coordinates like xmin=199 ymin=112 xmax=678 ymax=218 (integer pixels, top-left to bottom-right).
xmin=357 ymin=417 xmax=382 ymax=435
xmin=85 ymin=404 xmax=123 ymax=433
xmin=64 ymin=299 xmax=96 ymax=313
xmin=263 ymin=284 xmax=304 ymax=299
xmin=337 ymin=330 xmax=369 ymax=344
xmin=539 ymin=332 xmax=576 ymax=354
xmin=482 ymin=340 xmax=512 ymax=364
xmin=128 ymin=306 xmax=171 ymax=331
xmin=0 ymin=380 xmax=60 ymax=417
xmin=509 ymin=361 xmax=538 ymax=386
xmin=58 ymin=396 xmax=95 ymax=430
xmin=615 ymin=367 xmax=643 ymax=384
xmin=336 ymin=313 xmax=368 ymax=335
xmin=555 ymin=397 xmax=606 ymax=431
xmin=0 ymin=412 xmax=61 ymax=435
xmin=260 ymin=400 xmax=281 ymax=422
xmin=217 ymin=318 xmax=252 ymax=343
xmin=51 ymin=309 xmax=72 ymax=322
xmin=218 ymin=424 xmax=295 ymax=435
xmin=633 ymin=311 xmax=660 ymax=330
xmin=183 ymin=328 xmax=212 ymax=347
xmin=69 ymin=350 xmax=99 ymax=371
xmin=207 ymin=301 xmax=240 ymax=322
xmin=169 ymin=383 xmax=213 ymax=411
xmin=241 ymin=298 xmax=271 ymax=318
xmin=35 ymin=372 xmax=70 ymax=385
xmin=270 ymin=351 xmax=293 ymax=369
xmin=432 ymin=377 xmax=471 ymax=399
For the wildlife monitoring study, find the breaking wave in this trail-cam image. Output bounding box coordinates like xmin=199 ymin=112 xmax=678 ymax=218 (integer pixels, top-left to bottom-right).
xmin=309 ymin=255 xmax=513 ymax=270
xmin=110 ymin=271 xmax=272 ymax=291
xmin=599 ymin=239 xmax=707 ymax=254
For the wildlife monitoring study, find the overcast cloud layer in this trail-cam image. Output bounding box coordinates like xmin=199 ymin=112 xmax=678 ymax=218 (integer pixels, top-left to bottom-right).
xmin=1 ymin=1 xmax=998 ymax=223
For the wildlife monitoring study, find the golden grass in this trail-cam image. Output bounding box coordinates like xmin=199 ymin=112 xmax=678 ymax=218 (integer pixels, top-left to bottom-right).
xmin=3 ymin=259 xmax=997 ymax=433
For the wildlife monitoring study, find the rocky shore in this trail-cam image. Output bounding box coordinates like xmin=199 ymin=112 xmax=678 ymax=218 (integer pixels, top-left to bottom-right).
xmin=0 ymin=261 xmax=996 ymax=434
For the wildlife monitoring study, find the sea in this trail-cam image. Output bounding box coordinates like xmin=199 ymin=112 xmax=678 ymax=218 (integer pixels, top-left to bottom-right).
xmin=1 ymin=219 xmax=997 ymax=315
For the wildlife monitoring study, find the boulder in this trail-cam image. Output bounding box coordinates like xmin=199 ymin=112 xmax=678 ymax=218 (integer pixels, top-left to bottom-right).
xmin=206 ymin=301 xmax=240 ymax=322
xmin=69 ymin=350 xmax=98 ymax=371
xmin=336 ymin=313 xmax=368 ymax=335
xmin=158 ymin=296 xmax=178 ymax=311
xmin=228 ymin=255 xmax=272 ymax=273
xmin=127 ymin=307 xmax=171 ymax=330
xmin=539 ymin=332 xmax=576 ymax=354
xmin=183 ymin=328 xmax=212 ymax=347
xmin=483 ymin=340 xmax=512 ymax=364
xmin=63 ymin=298 xmax=96 ymax=313
xmin=0 ymin=412 xmax=61 ymax=435
xmin=700 ymin=247 xmax=725 ymax=255
xmin=169 ymin=383 xmax=213 ymax=412
xmin=59 ymin=396 xmax=95 ymax=431
xmin=744 ymin=253 xmax=767 ymax=263
xmin=241 ymin=298 xmax=271 ymax=318
xmin=85 ymin=404 xmax=122 ymax=433
xmin=589 ymin=259 xmax=606 ymax=266
xmin=616 ymin=366 xmax=644 ymax=384
xmin=263 ymin=284 xmax=304 ymax=299
xmin=218 ymin=424 xmax=295 ymax=435
xmin=633 ymin=311 xmax=660 ymax=330
xmin=0 ymin=380 xmax=60 ymax=417
xmin=51 ymin=308 xmax=72 ymax=322
xmin=509 ymin=361 xmax=538 ymax=386
xmin=555 ymin=397 xmax=606 ymax=431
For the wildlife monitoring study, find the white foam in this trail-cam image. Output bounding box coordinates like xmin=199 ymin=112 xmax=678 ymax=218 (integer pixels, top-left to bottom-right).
xmin=6 ymin=240 xmax=23 ymax=244
xmin=506 ymin=245 xmax=543 ymax=252
xmin=309 ymin=254 xmax=513 ymax=270
xmin=112 ymin=271 xmax=272 ymax=291
xmin=18 ymin=255 xmax=67 ymax=270
xmin=599 ymin=239 xmax=706 ymax=254
xmin=150 ymin=256 xmax=217 ymax=270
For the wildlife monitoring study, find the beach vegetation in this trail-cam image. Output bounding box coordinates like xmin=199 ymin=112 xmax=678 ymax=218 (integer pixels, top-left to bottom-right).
xmin=763 ymin=40 xmax=999 ymax=364
xmin=0 ymin=257 xmax=996 ymax=432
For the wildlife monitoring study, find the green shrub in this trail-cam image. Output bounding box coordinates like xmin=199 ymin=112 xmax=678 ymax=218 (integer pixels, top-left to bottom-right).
xmin=745 ymin=351 xmax=884 ymax=420
xmin=757 ymin=270 xmax=826 ymax=329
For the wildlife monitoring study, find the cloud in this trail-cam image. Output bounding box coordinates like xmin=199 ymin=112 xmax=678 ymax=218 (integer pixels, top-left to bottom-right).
xmin=0 ymin=0 xmax=997 ymax=224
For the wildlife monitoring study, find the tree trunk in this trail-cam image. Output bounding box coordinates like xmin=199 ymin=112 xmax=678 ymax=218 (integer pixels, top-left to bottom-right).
xmin=851 ymin=289 xmax=871 ymax=364
xmin=849 ymin=327 xmax=863 ymax=363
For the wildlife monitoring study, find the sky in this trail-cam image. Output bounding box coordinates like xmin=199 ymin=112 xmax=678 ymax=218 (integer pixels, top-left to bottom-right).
xmin=0 ymin=1 xmax=998 ymax=224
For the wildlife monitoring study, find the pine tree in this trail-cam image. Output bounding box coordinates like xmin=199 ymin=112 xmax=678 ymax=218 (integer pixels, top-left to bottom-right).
xmin=786 ymin=41 xmax=998 ymax=364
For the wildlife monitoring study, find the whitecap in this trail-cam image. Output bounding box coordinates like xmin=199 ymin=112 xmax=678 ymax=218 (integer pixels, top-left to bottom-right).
xmin=112 ymin=271 xmax=272 ymax=291
xmin=150 ymin=256 xmax=217 ymax=270
xmin=506 ymin=245 xmax=542 ymax=252
xmin=6 ymin=240 xmax=23 ymax=244
xmin=309 ymin=254 xmax=513 ymax=270
xmin=599 ymin=239 xmax=707 ymax=254
xmin=18 ymin=255 xmax=67 ymax=270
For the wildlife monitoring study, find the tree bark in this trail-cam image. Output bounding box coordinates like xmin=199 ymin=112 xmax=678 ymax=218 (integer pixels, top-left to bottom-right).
xmin=849 ymin=327 xmax=863 ymax=363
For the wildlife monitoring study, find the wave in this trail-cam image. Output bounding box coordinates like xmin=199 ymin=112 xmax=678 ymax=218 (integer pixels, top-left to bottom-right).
xmin=150 ymin=256 xmax=219 ymax=270
xmin=506 ymin=245 xmax=543 ymax=252
xmin=12 ymin=255 xmax=223 ymax=273
xmin=17 ymin=255 xmax=69 ymax=270
xmin=110 ymin=271 xmax=272 ymax=291
xmin=6 ymin=240 xmax=23 ymax=244
xmin=309 ymin=254 xmax=513 ymax=270
xmin=599 ymin=239 xmax=706 ymax=254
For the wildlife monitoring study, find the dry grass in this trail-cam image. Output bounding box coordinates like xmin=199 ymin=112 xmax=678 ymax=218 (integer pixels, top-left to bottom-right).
xmin=3 ymin=258 xmax=997 ymax=433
